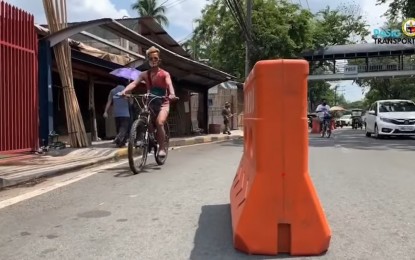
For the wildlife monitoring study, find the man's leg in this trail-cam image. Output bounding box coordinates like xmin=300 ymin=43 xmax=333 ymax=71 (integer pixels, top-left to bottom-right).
xmin=118 ymin=117 xmax=130 ymax=145
xmin=327 ymin=118 xmax=332 ymax=132
xmin=156 ymin=104 xmax=169 ymax=157
xmin=223 ymin=119 xmax=229 ymax=134
xmin=225 ymin=121 xmax=231 ymax=135
xmin=114 ymin=117 xmax=121 ymax=145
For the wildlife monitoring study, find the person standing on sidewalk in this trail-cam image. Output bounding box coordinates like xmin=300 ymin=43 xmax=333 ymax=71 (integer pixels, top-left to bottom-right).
xmin=103 ymin=84 xmax=130 ymax=147
xmin=222 ymin=102 xmax=233 ymax=135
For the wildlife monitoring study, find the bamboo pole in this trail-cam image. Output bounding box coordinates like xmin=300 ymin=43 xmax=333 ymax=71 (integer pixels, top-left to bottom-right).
xmin=88 ymin=76 xmax=99 ymax=142
xmin=42 ymin=0 xmax=88 ymax=147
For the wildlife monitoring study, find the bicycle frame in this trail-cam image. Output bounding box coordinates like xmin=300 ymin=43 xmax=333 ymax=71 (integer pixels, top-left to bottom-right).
xmin=321 ymin=118 xmax=331 ymax=137
xmin=127 ymin=93 xmax=166 ymax=140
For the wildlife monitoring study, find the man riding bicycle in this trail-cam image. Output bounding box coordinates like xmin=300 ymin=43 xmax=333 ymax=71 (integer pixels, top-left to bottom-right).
xmin=315 ymin=99 xmax=331 ymax=133
xmin=120 ymin=46 xmax=177 ymax=159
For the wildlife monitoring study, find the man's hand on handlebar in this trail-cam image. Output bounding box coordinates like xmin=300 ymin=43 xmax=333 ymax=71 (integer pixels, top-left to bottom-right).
xmin=168 ymin=94 xmax=179 ymax=101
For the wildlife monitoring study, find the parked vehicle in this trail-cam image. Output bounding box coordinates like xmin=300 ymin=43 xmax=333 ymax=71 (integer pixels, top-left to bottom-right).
xmin=335 ymin=114 xmax=352 ymax=127
xmin=351 ymin=109 xmax=363 ymax=129
xmin=365 ymin=99 xmax=415 ymax=138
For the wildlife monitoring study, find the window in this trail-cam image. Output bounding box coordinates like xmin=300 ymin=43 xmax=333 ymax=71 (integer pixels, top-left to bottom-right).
xmin=378 ymin=101 xmax=415 ymax=112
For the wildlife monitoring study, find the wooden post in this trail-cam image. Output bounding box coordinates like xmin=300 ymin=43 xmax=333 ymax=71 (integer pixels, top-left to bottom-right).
xmin=231 ymin=94 xmax=235 ymax=130
xmin=88 ymin=76 xmax=99 ymax=141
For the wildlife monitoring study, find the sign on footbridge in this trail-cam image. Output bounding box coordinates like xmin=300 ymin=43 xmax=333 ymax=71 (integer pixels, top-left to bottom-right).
xmin=303 ymin=43 xmax=415 ymax=81
xmin=308 ymin=64 xmax=415 ymax=81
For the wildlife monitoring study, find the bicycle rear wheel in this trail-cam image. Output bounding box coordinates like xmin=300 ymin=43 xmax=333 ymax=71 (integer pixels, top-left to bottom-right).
xmin=154 ymin=123 xmax=170 ymax=165
xmin=326 ymin=128 xmax=331 ymax=138
xmin=128 ymin=119 xmax=148 ymax=174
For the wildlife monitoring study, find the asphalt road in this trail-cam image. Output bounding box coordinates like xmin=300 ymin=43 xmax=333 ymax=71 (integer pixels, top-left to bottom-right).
xmin=1 ymin=129 xmax=415 ymax=260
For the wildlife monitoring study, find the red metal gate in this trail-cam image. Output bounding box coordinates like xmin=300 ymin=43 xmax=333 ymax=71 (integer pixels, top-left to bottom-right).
xmin=0 ymin=2 xmax=38 ymax=154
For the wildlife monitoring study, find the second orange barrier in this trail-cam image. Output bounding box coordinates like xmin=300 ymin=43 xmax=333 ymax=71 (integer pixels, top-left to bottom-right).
xmin=229 ymin=59 xmax=331 ymax=256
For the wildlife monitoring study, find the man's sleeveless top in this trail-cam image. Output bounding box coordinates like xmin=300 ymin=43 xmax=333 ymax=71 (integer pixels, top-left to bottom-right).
xmin=146 ymin=69 xmax=169 ymax=101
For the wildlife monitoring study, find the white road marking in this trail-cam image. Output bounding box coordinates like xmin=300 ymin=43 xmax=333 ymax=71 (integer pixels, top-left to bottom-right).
xmin=0 ymin=160 xmax=128 ymax=210
xmin=0 ymin=139 xmax=237 ymax=210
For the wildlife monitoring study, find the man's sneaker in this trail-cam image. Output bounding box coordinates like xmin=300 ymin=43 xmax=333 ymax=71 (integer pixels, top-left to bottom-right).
xmin=158 ymin=149 xmax=166 ymax=158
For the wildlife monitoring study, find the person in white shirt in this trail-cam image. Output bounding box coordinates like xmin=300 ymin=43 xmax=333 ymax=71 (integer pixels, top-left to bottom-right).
xmin=315 ymin=99 xmax=331 ymax=132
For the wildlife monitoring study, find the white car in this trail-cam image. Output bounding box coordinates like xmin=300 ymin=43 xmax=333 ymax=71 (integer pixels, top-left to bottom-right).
xmin=365 ymin=99 xmax=415 ymax=137
xmin=336 ymin=114 xmax=352 ymax=127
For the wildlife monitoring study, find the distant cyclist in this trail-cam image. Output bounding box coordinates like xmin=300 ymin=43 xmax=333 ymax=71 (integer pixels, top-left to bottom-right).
xmin=120 ymin=46 xmax=176 ymax=159
xmin=316 ymin=99 xmax=331 ymax=132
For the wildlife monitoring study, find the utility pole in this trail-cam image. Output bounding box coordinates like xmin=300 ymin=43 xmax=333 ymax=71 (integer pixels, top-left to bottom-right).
xmin=334 ymin=84 xmax=339 ymax=105
xmin=245 ymin=0 xmax=252 ymax=78
xmin=192 ymin=19 xmax=197 ymax=60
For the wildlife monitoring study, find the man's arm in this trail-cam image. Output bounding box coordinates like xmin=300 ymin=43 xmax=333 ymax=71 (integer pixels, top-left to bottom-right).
xmin=315 ymin=105 xmax=322 ymax=112
xmin=103 ymin=91 xmax=113 ymax=117
xmin=123 ymin=73 xmax=144 ymax=94
xmin=165 ymin=72 xmax=176 ymax=96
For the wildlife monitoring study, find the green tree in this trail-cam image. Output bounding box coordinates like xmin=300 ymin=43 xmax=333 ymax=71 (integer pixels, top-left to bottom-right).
xmin=192 ymin=0 xmax=369 ymax=109
xmin=348 ymin=19 xmax=415 ymax=106
xmin=346 ymin=100 xmax=364 ymax=109
xmin=131 ymin=0 xmax=169 ymax=27
xmin=181 ymin=37 xmax=209 ymax=61
xmin=376 ymin=0 xmax=415 ymax=20
xmin=193 ymin=0 xmax=317 ymax=80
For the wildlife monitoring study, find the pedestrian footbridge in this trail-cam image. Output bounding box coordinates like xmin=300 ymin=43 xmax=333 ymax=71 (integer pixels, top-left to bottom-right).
xmin=301 ymin=43 xmax=415 ymax=81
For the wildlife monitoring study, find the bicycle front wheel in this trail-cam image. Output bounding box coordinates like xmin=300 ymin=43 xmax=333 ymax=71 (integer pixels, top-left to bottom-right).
xmin=128 ymin=119 xmax=149 ymax=174
xmin=154 ymin=123 xmax=170 ymax=165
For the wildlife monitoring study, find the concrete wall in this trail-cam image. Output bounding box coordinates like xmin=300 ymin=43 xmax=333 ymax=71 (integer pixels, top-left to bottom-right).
xmin=191 ymin=85 xmax=243 ymax=132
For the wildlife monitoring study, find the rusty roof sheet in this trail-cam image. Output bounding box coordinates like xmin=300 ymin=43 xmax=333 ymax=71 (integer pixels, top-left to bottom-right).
xmin=41 ymin=18 xmax=236 ymax=90
xmin=138 ymin=17 xmax=190 ymax=58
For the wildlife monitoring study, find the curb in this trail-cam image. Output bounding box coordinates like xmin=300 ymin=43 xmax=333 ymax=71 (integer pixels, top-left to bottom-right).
xmin=0 ymin=134 xmax=243 ymax=189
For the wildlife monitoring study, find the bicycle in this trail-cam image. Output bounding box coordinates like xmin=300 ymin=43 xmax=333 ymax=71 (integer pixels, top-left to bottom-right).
xmin=320 ymin=117 xmax=332 ymax=138
xmin=114 ymin=92 xmax=178 ymax=174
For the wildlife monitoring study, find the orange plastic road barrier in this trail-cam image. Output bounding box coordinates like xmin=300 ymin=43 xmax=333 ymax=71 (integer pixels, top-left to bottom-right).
xmin=311 ymin=118 xmax=321 ymax=133
xmin=230 ymin=59 xmax=331 ymax=256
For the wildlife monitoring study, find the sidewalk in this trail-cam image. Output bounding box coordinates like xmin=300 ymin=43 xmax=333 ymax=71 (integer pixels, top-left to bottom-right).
xmin=0 ymin=130 xmax=243 ymax=189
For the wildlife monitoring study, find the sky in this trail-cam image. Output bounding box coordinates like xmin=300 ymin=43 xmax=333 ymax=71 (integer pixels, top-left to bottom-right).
xmin=7 ymin=0 xmax=390 ymax=102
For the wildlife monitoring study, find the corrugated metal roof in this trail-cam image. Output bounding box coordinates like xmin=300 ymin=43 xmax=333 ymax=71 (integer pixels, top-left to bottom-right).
xmin=42 ymin=18 xmax=235 ymax=89
xmin=138 ymin=17 xmax=190 ymax=58
xmin=36 ymin=23 xmax=143 ymax=60
xmin=301 ymin=43 xmax=415 ymax=60
xmin=99 ymin=20 xmax=234 ymax=88
xmin=208 ymin=81 xmax=239 ymax=93
xmin=35 ymin=24 xmax=49 ymax=36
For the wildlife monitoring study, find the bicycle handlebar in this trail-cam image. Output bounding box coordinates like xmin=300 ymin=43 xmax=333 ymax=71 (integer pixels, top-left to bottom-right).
xmin=114 ymin=92 xmax=179 ymax=101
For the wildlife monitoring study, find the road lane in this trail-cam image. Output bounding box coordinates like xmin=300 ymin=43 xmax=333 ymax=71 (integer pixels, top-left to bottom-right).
xmin=1 ymin=131 xmax=415 ymax=259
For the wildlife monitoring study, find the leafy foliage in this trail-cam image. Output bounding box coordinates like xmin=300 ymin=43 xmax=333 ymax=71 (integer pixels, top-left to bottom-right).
xmin=376 ymin=0 xmax=415 ymax=21
xmin=348 ymin=17 xmax=415 ymax=108
xmin=185 ymin=0 xmax=369 ymax=110
xmin=131 ymin=0 xmax=169 ymax=26
xmin=191 ymin=0 xmax=369 ymax=79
